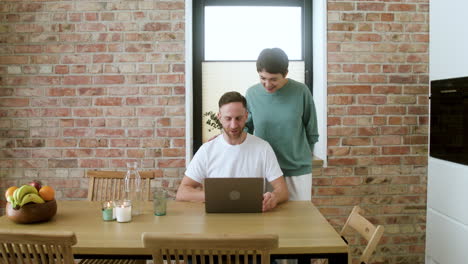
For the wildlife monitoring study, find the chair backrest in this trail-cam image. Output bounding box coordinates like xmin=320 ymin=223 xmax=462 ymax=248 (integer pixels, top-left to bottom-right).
xmin=86 ymin=170 xmax=154 ymax=201
xmin=0 ymin=230 xmax=77 ymax=264
xmin=340 ymin=206 xmax=385 ymax=264
xmin=142 ymin=233 xmax=279 ymax=264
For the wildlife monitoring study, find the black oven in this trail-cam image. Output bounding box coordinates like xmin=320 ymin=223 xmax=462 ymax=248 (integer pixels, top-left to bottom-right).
xmin=430 ymin=76 xmax=468 ymax=165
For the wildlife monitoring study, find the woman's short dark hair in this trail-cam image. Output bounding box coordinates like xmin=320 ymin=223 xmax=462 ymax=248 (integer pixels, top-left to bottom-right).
xmin=218 ymin=91 xmax=247 ymax=109
xmin=256 ymin=48 xmax=289 ymax=76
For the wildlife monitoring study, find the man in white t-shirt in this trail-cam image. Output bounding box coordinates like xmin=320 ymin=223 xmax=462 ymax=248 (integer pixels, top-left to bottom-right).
xmin=176 ymin=91 xmax=289 ymax=212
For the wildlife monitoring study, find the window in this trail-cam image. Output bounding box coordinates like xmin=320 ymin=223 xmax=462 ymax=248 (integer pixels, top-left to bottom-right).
xmin=193 ymin=0 xmax=313 ymax=152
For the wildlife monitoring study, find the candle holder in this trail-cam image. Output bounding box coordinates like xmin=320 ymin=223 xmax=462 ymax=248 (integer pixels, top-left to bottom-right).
xmin=102 ymin=201 xmax=115 ymax=221
xmin=115 ymin=200 xmax=132 ymax=223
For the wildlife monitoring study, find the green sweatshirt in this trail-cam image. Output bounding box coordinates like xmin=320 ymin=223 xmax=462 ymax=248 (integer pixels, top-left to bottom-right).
xmin=245 ymin=79 xmax=319 ymax=176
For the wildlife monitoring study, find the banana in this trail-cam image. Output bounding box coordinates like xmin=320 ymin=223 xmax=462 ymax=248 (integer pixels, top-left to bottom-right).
xmin=19 ymin=193 xmax=45 ymax=206
xmin=13 ymin=188 xmax=21 ymax=204
xmin=8 ymin=195 xmax=18 ymax=209
xmin=14 ymin=185 xmax=38 ymax=203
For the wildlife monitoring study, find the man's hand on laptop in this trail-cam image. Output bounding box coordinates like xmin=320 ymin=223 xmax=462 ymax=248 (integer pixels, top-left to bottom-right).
xmin=262 ymin=192 xmax=278 ymax=212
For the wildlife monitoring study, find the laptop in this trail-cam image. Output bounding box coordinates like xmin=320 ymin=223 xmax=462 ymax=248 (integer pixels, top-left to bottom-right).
xmin=204 ymin=177 xmax=264 ymax=213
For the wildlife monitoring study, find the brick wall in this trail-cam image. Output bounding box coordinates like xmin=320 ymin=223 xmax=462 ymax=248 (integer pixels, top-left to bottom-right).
xmin=317 ymin=1 xmax=429 ymax=263
xmin=0 ymin=1 xmax=428 ymax=263
xmin=0 ymin=1 xmax=186 ymax=201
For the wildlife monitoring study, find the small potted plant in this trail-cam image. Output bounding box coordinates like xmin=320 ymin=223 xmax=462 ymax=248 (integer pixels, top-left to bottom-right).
xmin=203 ymin=111 xmax=222 ymax=132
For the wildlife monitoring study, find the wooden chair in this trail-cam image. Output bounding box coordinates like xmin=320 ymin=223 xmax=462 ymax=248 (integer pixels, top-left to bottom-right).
xmin=81 ymin=170 xmax=154 ymax=264
xmin=87 ymin=170 xmax=154 ymax=201
xmin=0 ymin=229 xmax=77 ymax=264
xmin=142 ymin=233 xmax=279 ymax=264
xmin=340 ymin=206 xmax=385 ymax=264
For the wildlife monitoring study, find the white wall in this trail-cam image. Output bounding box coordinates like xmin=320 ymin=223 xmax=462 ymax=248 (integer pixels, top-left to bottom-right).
xmin=430 ymin=0 xmax=468 ymax=80
xmin=426 ymin=0 xmax=468 ymax=263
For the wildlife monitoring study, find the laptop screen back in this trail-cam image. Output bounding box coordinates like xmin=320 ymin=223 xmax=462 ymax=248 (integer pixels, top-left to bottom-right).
xmin=204 ymin=178 xmax=264 ymax=213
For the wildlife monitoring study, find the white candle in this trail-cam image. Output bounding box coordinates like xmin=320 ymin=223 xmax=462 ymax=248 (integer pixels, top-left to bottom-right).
xmin=116 ymin=202 xmax=132 ymax=223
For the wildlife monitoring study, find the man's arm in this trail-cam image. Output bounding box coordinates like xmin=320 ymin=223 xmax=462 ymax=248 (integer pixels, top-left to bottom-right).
xmin=262 ymin=176 xmax=289 ymax=212
xmin=175 ymin=176 xmax=205 ymax=202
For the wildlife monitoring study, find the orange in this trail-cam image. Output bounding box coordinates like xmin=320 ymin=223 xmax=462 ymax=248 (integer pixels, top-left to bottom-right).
xmin=39 ymin=186 xmax=55 ymax=201
xmin=5 ymin=186 xmax=18 ymax=200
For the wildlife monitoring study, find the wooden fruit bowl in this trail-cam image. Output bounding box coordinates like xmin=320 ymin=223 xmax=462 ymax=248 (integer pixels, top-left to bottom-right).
xmin=6 ymin=200 xmax=57 ymax=224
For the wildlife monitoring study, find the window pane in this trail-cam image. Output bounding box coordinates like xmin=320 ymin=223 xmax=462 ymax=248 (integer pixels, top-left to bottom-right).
xmin=204 ymin=6 xmax=302 ymax=61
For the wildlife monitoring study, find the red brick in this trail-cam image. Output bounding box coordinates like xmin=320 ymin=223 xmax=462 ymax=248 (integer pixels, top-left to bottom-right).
xmin=73 ymin=108 xmax=102 ymax=117
xmin=95 ymin=149 xmax=124 ymax=157
xmin=0 ymin=98 xmax=29 ymax=107
xmin=46 ymin=139 xmax=77 ymax=147
xmin=0 ymin=56 xmax=29 ymax=64
xmin=373 ymin=136 xmax=401 ymax=145
xmin=358 ymin=96 xmax=387 ymax=105
xmin=95 ymin=97 xmax=122 ymax=106
xmin=63 ymin=128 xmax=93 ymax=137
xmin=348 ymin=106 xmax=376 ymax=115
xmin=389 ymin=117 xmax=403 ymax=125
xmin=79 ymin=87 xmax=105 ymax=96
xmin=80 ymin=159 xmax=107 ymax=168
xmin=328 ymin=127 xmax=356 ymax=136
xmin=137 ymin=107 xmax=164 ymax=116
xmin=388 ymin=4 xmax=417 ymax=12
xmin=157 ymin=128 xmax=184 ymax=137
xmin=332 ymin=177 xmax=361 ymax=186
xmin=128 ymin=129 xmax=153 ymax=137
xmin=94 ymin=75 xmax=125 ymax=84
xmin=172 ymin=139 xmax=185 ymax=148
xmin=350 ymin=147 xmax=379 ymax=156
xmin=95 ymin=129 xmax=125 ymax=137
xmin=63 ymin=149 xmax=93 ymax=157
xmin=378 ymin=106 xmax=406 ymax=115
xmin=17 ymin=159 xmax=47 ymax=168
xmin=64 ymin=76 xmax=92 ymax=85
xmin=48 ymin=159 xmax=78 ymax=168
xmin=158 ymin=159 xmax=185 ymax=168
xmin=329 ymin=85 xmax=371 ymax=94
xmin=328 ymin=147 xmax=350 ymax=156
xmin=127 ymin=149 xmax=145 ymax=158
xmin=162 ymin=148 xmax=185 ymax=157
xmin=110 ymin=139 xmax=140 ymax=148
xmin=403 ymin=136 xmax=428 ymax=145
xmin=328 ymin=2 xmax=354 ymax=11
xmin=328 ymin=158 xmax=357 ymax=166
xmin=383 ymin=146 xmax=411 ymax=155
xmin=79 ymin=138 xmax=108 ymax=148
xmin=357 ymin=3 xmax=385 ymax=11
xmin=375 ymin=156 xmax=401 ymax=165
xmin=342 ymin=137 xmax=371 ymax=146
xmin=47 ymin=88 xmax=76 ymax=97
xmin=328 ymin=117 xmax=341 ymax=126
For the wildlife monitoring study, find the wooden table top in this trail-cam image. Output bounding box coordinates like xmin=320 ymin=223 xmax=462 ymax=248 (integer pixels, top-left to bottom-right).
xmin=0 ymin=200 xmax=348 ymax=256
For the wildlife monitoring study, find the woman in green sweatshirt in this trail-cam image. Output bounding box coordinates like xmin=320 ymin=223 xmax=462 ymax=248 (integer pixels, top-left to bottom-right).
xmin=246 ymin=48 xmax=319 ymax=201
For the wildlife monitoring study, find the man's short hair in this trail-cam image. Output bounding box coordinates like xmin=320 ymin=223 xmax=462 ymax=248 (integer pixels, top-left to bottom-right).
xmin=218 ymin=91 xmax=247 ymax=109
xmin=256 ymin=48 xmax=289 ymax=76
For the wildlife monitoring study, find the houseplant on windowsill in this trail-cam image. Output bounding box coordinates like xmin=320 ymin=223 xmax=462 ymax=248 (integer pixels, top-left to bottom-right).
xmin=203 ymin=111 xmax=222 ymax=132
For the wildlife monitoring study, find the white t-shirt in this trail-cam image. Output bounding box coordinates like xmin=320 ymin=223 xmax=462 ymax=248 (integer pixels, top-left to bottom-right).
xmin=185 ymin=133 xmax=283 ymax=184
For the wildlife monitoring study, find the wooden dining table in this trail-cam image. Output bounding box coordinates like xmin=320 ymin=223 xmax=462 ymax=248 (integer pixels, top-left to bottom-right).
xmin=0 ymin=200 xmax=348 ymax=264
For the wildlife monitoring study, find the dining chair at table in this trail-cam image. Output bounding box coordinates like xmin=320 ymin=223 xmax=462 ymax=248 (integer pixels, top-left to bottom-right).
xmin=340 ymin=206 xmax=385 ymax=264
xmin=142 ymin=233 xmax=279 ymax=264
xmin=80 ymin=170 xmax=155 ymax=264
xmin=0 ymin=229 xmax=77 ymax=264
xmin=86 ymin=170 xmax=154 ymax=201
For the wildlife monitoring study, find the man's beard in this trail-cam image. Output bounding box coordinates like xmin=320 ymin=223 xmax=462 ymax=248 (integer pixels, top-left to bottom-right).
xmin=223 ymin=125 xmax=245 ymax=139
